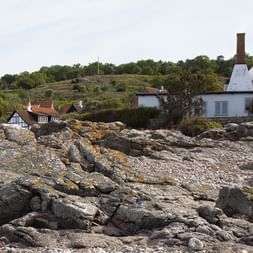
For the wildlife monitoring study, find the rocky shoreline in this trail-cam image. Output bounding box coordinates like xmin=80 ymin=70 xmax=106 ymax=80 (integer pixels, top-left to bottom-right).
xmin=0 ymin=121 xmax=253 ymax=252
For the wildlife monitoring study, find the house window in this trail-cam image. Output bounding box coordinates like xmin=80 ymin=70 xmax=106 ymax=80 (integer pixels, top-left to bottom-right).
xmin=38 ymin=116 xmax=48 ymax=123
xmin=245 ymin=97 xmax=252 ymax=112
xmin=51 ymin=117 xmax=57 ymax=122
xmin=215 ymin=101 xmax=228 ymax=116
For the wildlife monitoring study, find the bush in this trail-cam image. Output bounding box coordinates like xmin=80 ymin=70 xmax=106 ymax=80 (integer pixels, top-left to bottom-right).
xmin=80 ymin=107 xmax=160 ymax=128
xmin=44 ymin=89 xmax=53 ymax=98
xmin=179 ymin=117 xmax=222 ymax=137
xmin=61 ymin=112 xmax=81 ymax=120
xmin=114 ymin=83 xmax=127 ymax=92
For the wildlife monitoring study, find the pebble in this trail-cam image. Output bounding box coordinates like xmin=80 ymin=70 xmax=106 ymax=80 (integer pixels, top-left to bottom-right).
xmin=188 ymin=237 xmax=204 ymax=251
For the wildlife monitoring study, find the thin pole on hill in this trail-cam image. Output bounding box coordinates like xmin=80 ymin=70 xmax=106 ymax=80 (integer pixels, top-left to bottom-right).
xmin=97 ymin=57 xmax=100 ymax=76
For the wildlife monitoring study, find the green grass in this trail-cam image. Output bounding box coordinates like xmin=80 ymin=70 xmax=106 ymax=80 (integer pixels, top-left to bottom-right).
xmin=2 ymin=74 xmax=166 ymax=112
xmin=179 ymin=117 xmax=222 ymax=137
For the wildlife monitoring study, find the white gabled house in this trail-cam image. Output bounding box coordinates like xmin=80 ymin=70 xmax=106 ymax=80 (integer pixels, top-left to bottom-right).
xmin=199 ymin=91 xmax=253 ymax=118
xmin=136 ymin=87 xmax=168 ymax=108
xmin=199 ymin=33 xmax=253 ymax=118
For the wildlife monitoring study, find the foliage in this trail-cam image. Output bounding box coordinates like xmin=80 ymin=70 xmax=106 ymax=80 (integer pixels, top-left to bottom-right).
xmin=80 ymin=107 xmax=160 ymax=128
xmin=0 ymin=93 xmax=23 ymax=120
xmin=0 ymin=96 xmax=8 ymax=117
xmin=61 ymin=112 xmax=81 ymax=120
xmin=179 ymin=117 xmax=222 ymax=137
xmin=0 ymin=53 xmax=251 ymax=117
xmin=73 ymin=84 xmax=84 ymax=92
xmin=44 ymin=89 xmax=53 ymax=98
xmin=159 ymin=70 xmax=218 ymax=126
xmin=0 ymin=54 xmax=247 ymax=90
xmin=114 ymin=82 xmax=127 ymax=92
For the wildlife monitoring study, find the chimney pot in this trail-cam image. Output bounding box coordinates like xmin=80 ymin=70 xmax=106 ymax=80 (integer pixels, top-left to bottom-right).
xmin=27 ymin=97 xmax=32 ymax=112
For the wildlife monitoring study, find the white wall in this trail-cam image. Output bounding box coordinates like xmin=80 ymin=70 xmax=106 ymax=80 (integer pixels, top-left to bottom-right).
xmin=200 ymin=93 xmax=253 ymax=118
xmin=138 ymin=95 xmax=160 ymax=108
xmin=8 ymin=112 xmax=29 ymax=128
xmin=249 ymin=67 xmax=253 ymax=81
xmin=227 ymin=64 xmax=253 ymax=91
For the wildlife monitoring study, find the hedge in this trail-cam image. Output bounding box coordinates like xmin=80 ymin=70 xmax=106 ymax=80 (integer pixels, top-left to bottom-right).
xmin=81 ymin=107 xmax=160 ymax=128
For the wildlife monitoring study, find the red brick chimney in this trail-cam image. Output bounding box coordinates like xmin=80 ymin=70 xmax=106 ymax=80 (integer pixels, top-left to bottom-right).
xmin=236 ymin=33 xmax=246 ymax=64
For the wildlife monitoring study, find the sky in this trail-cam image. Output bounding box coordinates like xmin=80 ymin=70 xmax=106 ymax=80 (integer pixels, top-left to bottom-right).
xmin=0 ymin=0 xmax=253 ymax=76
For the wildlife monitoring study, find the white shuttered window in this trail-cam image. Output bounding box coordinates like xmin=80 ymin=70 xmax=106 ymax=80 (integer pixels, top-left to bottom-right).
xmin=215 ymin=101 xmax=228 ymax=116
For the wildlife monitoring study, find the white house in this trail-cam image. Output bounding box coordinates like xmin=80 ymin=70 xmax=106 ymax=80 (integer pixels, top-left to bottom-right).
xmin=136 ymin=87 xmax=167 ymax=108
xmin=200 ymin=33 xmax=253 ymax=118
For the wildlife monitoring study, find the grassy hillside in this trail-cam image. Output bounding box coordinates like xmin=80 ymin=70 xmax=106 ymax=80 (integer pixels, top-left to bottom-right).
xmin=1 ymin=74 xmax=166 ymax=114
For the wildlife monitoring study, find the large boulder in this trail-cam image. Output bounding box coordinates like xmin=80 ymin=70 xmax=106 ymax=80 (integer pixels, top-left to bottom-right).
xmin=51 ymin=196 xmax=98 ymax=230
xmin=216 ymin=186 xmax=253 ymax=220
xmin=197 ymin=206 xmax=225 ymax=225
xmin=31 ymin=121 xmax=67 ymax=137
xmin=0 ymin=183 xmax=33 ymax=225
xmin=1 ymin=124 xmax=36 ymax=145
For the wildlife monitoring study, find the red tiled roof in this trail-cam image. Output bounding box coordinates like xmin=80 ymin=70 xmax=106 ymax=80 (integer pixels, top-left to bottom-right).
xmin=144 ymin=87 xmax=158 ymax=93
xmin=22 ymin=100 xmax=59 ymax=116
xmin=32 ymin=107 xmax=59 ymax=117
xmin=136 ymin=86 xmax=168 ymax=96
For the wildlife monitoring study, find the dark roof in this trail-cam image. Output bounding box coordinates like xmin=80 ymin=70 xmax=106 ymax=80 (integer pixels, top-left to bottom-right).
xmin=136 ymin=92 xmax=168 ymax=96
xmin=61 ymin=104 xmax=82 ymax=113
xmin=73 ymin=105 xmax=82 ymax=112
xmin=200 ymin=91 xmax=253 ymax=95
xmin=7 ymin=110 xmax=38 ymax=126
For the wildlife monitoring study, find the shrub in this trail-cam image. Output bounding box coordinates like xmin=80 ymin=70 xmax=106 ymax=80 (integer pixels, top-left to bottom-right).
xmin=61 ymin=112 xmax=81 ymax=120
xmin=115 ymin=83 xmax=127 ymax=92
xmin=44 ymin=89 xmax=53 ymax=98
xmin=179 ymin=117 xmax=222 ymax=137
xmin=81 ymin=107 xmax=160 ymax=128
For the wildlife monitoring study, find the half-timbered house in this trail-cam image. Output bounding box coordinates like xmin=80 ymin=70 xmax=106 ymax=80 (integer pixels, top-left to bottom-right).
xmin=7 ymin=100 xmax=59 ymax=129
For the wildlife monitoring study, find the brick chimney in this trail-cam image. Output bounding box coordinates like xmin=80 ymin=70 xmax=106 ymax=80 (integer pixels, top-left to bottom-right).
xmin=236 ymin=33 xmax=246 ymax=64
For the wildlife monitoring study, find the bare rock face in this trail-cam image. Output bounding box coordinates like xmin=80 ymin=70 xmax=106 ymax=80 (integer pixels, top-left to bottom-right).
xmin=0 ymin=121 xmax=253 ymax=252
xmin=198 ymin=121 xmax=253 ymax=141
xmin=0 ymin=183 xmax=32 ymax=225
xmin=216 ymin=186 xmax=253 ymax=220
xmin=1 ymin=124 xmax=36 ymax=145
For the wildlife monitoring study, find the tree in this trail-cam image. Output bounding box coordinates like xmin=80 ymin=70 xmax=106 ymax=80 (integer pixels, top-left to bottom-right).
xmin=16 ymin=73 xmax=35 ymax=89
xmin=182 ymin=55 xmax=216 ymax=74
xmin=159 ymin=71 xmax=212 ymax=125
xmin=158 ymin=91 xmax=204 ymax=126
xmin=165 ymin=70 xmax=222 ymax=95
xmin=104 ymin=63 xmax=116 ymax=75
xmin=85 ymin=62 xmax=103 ymax=76
xmin=0 ymin=74 xmax=17 ymax=87
xmin=117 ymin=63 xmax=142 ymax=74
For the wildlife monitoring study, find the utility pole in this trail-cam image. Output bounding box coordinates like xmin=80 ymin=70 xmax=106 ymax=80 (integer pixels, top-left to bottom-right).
xmin=97 ymin=56 xmax=100 ymax=76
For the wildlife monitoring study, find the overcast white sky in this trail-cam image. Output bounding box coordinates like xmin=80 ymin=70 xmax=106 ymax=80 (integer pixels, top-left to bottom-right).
xmin=0 ymin=0 xmax=253 ymax=76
